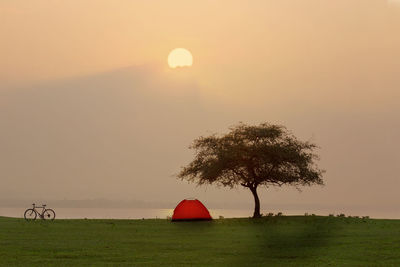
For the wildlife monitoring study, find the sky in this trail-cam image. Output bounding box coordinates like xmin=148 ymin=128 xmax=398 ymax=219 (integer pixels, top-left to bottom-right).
xmin=1 ymin=1 xmax=400 ymax=216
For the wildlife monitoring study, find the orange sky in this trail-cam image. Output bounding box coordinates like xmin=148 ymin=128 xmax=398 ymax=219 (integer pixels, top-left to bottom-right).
xmin=1 ymin=1 xmax=400 ymax=216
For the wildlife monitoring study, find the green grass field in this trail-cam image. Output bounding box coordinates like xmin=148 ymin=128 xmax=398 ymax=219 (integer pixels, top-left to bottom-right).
xmin=1 ymin=216 xmax=400 ymax=266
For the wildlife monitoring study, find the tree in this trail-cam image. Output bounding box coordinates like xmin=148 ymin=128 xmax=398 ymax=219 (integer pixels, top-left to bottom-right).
xmin=178 ymin=122 xmax=324 ymax=218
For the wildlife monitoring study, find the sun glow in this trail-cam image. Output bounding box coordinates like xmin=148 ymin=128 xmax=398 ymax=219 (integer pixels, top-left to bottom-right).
xmin=168 ymin=48 xmax=193 ymax=68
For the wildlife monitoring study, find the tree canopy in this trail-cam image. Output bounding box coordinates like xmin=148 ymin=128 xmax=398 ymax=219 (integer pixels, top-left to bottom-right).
xmin=178 ymin=122 xmax=325 ymax=218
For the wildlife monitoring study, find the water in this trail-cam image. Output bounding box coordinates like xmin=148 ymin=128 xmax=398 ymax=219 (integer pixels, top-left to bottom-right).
xmin=1 ymin=207 xmax=398 ymax=219
xmin=0 ymin=207 xmax=251 ymax=219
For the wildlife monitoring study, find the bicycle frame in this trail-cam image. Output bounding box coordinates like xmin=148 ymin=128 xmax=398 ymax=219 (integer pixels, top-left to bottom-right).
xmin=31 ymin=205 xmax=46 ymax=218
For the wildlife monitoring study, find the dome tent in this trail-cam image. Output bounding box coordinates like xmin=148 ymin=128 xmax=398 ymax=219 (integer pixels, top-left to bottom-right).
xmin=172 ymin=199 xmax=212 ymax=221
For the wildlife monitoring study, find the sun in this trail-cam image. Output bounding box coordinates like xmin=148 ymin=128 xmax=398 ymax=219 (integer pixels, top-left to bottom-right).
xmin=168 ymin=48 xmax=193 ymax=68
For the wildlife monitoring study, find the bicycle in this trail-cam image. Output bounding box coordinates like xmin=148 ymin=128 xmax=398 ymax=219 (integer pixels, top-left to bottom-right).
xmin=24 ymin=203 xmax=56 ymax=221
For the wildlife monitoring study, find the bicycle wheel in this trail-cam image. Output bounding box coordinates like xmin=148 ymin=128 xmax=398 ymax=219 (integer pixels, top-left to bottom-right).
xmin=43 ymin=209 xmax=56 ymax=220
xmin=24 ymin=209 xmax=37 ymax=221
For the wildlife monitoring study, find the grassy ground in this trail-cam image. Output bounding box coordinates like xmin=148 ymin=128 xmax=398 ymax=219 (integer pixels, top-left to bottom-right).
xmin=1 ymin=216 xmax=400 ymax=266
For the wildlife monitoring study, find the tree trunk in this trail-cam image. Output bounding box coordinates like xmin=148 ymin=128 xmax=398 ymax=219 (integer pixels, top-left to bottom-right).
xmin=250 ymin=186 xmax=261 ymax=218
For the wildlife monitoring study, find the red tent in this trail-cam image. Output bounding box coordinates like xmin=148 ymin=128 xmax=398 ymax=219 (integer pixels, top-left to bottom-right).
xmin=172 ymin=199 xmax=212 ymax=221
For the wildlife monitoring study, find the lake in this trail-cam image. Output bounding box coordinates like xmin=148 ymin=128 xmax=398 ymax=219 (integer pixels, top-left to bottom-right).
xmin=1 ymin=207 xmax=252 ymax=219
xmin=1 ymin=207 xmax=398 ymax=219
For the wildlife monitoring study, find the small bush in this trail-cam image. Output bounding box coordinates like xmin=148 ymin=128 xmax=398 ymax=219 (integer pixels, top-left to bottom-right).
xmin=362 ymin=216 xmax=370 ymax=219
xmin=267 ymin=213 xmax=274 ymax=217
xmin=219 ymin=216 xmax=224 ymax=219
xmin=276 ymin=212 xmax=283 ymax=217
xmin=329 ymin=214 xmax=334 ymax=217
xmin=337 ymin=214 xmax=345 ymax=217
xmin=304 ymin=213 xmax=309 ymax=216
